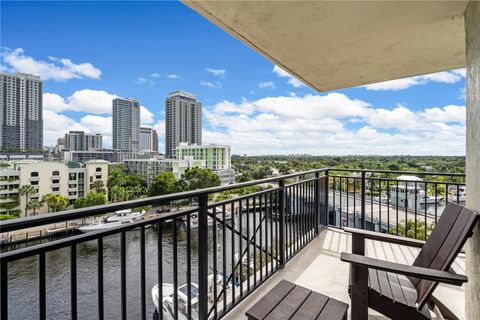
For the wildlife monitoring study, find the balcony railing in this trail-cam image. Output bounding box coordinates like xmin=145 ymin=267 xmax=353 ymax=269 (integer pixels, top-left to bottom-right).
xmin=0 ymin=168 xmax=465 ymax=320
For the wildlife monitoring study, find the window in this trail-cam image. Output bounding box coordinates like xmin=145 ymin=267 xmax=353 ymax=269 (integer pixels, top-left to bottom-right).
xmin=52 ymin=187 xmax=59 ymax=191
xmin=31 ymin=181 xmax=39 ymax=185
xmin=96 ymin=167 xmax=102 ymax=172
xmin=52 ymin=170 xmax=59 ymax=176
xmin=30 ymin=172 xmax=39 ymax=177
xmin=52 ymin=180 xmax=60 ymax=184
xmin=69 ymin=173 xmax=77 ymax=181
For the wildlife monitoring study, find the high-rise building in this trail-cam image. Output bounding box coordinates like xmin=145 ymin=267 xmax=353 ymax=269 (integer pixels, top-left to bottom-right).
xmin=152 ymin=129 xmax=159 ymax=152
xmin=165 ymin=91 xmax=202 ymax=158
xmin=112 ymin=98 xmax=140 ymax=152
xmin=64 ymin=131 xmax=102 ymax=151
xmin=0 ymin=73 xmax=43 ymax=151
xmin=139 ymin=126 xmax=153 ymax=151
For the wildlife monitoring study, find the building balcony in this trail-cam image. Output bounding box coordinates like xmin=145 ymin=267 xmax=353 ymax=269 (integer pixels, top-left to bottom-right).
xmin=0 ymin=169 xmax=471 ymax=320
xmin=0 ymin=188 xmax=18 ymax=195
xmin=0 ymin=179 xmax=20 ymax=186
xmin=29 ymin=177 xmax=39 ymax=182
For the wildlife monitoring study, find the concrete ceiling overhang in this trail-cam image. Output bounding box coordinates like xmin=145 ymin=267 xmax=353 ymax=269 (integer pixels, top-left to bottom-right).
xmin=182 ymin=0 xmax=469 ymax=92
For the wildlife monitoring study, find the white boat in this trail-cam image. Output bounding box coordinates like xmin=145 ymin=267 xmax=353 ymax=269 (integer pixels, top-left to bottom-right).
xmin=106 ymin=209 xmax=145 ymax=222
xmin=78 ymin=218 xmax=133 ymax=232
xmin=186 ymin=209 xmax=231 ymax=229
xmin=451 ymin=186 xmax=466 ymax=202
xmin=419 ymin=194 xmax=444 ymax=205
xmin=151 ymin=274 xmax=232 ymax=319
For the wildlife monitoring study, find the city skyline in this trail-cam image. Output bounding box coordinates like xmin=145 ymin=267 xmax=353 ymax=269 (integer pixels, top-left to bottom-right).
xmin=1 ymin=1 xmax=468 ymax=155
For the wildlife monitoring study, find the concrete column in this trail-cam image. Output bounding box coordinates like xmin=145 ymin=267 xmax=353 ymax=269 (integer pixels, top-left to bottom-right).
xmin=465 ymin=2 xmax=480 ymax=320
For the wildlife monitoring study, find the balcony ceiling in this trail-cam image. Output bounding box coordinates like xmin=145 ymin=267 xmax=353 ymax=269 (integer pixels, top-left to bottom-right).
xmin=182 ymin=0 xmax=469 ymax=92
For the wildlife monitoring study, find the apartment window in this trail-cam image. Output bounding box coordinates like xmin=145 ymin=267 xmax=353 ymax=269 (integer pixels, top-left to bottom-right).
xmin=30 ymin=172 xmax=39 ymax=177
xmin=52 ymin=180 xmax=60 ymax=184
xmin=96 ymin=175 xmax=102 ymax=179
xmin=52 ymin=170 xmax=59 ymax=176
xmin=69 ymin=173 xmax=77 ymax=181
xmin=52 ymin=187 xmax=59 ymax=192
xmin=96 ymin=167 xmax=102 ymax=172
xmin=31 ymin=181 xmax=39 ymax=185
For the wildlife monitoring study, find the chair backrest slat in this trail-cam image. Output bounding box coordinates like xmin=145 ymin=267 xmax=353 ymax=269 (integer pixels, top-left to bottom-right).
xmin=408 ymin=203 xmax=479 ymax=309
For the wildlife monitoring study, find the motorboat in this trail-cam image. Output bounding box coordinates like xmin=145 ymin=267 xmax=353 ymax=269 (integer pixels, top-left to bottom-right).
xmin=78 ymin=218 xmax=133 ymax=233
xmin=419 ymin=194 xmax=444 ymax=205
xmin=106 ymin=209 xmax=146 ymax=222
xmin=151 ymin=274 xmax=233 ymax=319
xmin=186 ymin=209 xmax=231 ymax=229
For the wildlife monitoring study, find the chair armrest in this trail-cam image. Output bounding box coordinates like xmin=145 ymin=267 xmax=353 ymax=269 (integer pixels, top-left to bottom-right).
xmin=340 ymin=253 xmax=467 ymax=286
xmin=343 ymin=227 xmax=425 ymax=248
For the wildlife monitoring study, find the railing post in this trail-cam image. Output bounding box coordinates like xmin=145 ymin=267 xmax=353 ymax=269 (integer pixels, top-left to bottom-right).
xmin=278 ymin=179 xmax=286 ymax=267
xmin=314 ymin=172 xmax=320 ymax=235
xmin=197 ymin=193 xmax=209 ymax=320
xmin=361 ymin=170 xmax=366 ymax=230
xmin=324 ymin=170 xmax=329 ymax=227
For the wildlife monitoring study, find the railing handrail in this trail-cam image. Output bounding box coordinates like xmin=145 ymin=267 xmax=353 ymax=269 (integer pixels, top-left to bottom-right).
xmin=327 ymin=168 xmax=465 ymax=177
xmin=0 ymin=167 xmax=465 ymax=233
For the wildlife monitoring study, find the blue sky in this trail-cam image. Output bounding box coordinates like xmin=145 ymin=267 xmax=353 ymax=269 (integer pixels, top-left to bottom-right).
xmin=1 ymin=1 xmax=467 ymax=155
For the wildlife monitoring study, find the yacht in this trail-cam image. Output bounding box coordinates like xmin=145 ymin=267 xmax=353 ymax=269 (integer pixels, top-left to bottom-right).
xmin=419 ymin=193 xmax=444 ymax=205
xmin=151 ymin=273 xmax=232 ymax=319
xmin=186 ymin=209 xmax=231 ymax=229
xmin=78 ymin=218 xmax=133 ymax=232
xmin=106 ymin=209 xmax=145 ymax=222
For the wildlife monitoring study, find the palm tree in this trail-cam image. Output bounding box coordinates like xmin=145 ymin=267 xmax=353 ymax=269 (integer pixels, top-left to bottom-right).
xmin=18 ymin=185 xmax=36 ymax=217
xmin=54 ymin=196 xmax=68 ymax=212
xmin=110 ymin=186 xmax=125 ymax=203
xmin=44 ymin=194 xmax=58 ymax=213
xmin=93 ymin=180 xmax=106 ymax=194
xmin=26 ymin=199 xmax=42 ymax=215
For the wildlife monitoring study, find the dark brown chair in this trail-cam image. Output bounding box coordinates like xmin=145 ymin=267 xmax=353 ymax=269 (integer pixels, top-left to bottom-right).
xmin=340 ymin=203 xmax=479 ymax=320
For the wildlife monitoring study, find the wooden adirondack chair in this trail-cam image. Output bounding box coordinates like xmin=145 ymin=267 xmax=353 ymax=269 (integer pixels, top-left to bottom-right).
xmin=340 ymin=203 xmax=479 ymax=320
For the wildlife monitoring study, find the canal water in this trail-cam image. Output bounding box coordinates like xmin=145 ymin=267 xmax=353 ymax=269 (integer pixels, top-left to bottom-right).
xmin=5 ymin=224 xmax=224 ymax=319
xmin=4 ymin=211 xmax=278 ymax=320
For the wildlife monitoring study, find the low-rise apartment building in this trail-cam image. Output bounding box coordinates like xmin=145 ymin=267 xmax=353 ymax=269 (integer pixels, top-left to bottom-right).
xmin=175 ymin=143 xmax=235 ymax=184
xmin=0 ymin=160 xmax=109 ymax=215
xmin=124 ymin=158 xmax=206 ymax=186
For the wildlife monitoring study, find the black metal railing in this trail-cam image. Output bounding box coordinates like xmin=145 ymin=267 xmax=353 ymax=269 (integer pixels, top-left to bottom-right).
xmin=0 ymin=170 xmax=326 ymax=320
xmin=0 ymin=168 xmax=465 ymax=319
xmin=326 ymin=169 xmax=465 ymax=240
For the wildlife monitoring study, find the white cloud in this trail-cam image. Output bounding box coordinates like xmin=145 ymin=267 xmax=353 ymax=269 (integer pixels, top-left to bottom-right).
xmin=364 ymin=68 xmax=466 ymax=91
xmin=203 ymin=93 xmax=466 ymax=156
xmin=200 ymin=81 xmax=222 ymax=89
xmin=167 ymin=74 xmax=182 ymax=80
xmin=43 ymin=110 xmax=88 ymax=146
xmin=272 ymin=65 xmax=305 ymax=88
xmin=140 ymin=106 xmax=154 ymax=124
xmin=2 ymin=47 xmax=101 ymax=81
xmin=258 ymin=81 xmax=275 ymax=89
xmin=150 ymin=73 xmax=161 ymax=78
xmin=206 ymin=68 xmax=226 ymax=77
xmin=43 ymin=89 xmax=117 ymax=114
xmin=135 ymin=77 xmax=154 ymax=86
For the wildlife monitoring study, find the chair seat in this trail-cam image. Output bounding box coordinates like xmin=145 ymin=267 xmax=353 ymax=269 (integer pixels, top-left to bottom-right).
xmin=367 ymin=268 xmax=431 ymax=320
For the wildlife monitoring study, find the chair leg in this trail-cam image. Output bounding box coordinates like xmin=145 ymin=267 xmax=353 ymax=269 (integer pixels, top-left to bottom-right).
xmin=428 ymin=296 xmax=460 ymax=320
xmin=350 ymin=264 xmax=369 ymax=320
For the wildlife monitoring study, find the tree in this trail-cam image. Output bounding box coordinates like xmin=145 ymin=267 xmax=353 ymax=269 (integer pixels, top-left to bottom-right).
xmin=110 ymin=185 xmax=126 ymax=203
xmin=43 ymin=194 xmax=58 ymax=213
xmin=26 ymin=199 xmax=42 ymax=215
xmin=149 ymin=172 xmax=177 ymax=196
xmin=93 ymin=180 xmax=106 ymax=194
xmin=177 ymin=168 xmax=221 ymax=191
xmin=74 ymin=192 xmax=107 ymax=208
xmin=388 ymin=219 xmax=434 ymax=241
xmin=18 ymin=185 xmax=36 ymax=217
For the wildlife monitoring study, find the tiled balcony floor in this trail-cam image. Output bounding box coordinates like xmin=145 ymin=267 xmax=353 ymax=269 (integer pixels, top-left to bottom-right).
xmin=223 ymin=227 xmax=466 ymax=320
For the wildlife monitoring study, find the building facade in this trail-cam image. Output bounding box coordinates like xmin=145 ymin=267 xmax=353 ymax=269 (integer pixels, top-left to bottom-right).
xmin=139 ymin=126 xmax=153 ymax=152
xmin=61 ymin=150 xmax=150 ymax=163
xmin=165 ymin=91 xmax=202 ymax=158
xmin=64 ymin=131 xmax=102 ymax=151
xmin=0 ymin=73 xmax=43 ymax=152
xmin=112 ymin=97 xmax=140 ymax=152
xmin=175 ymin=143 xmax=235 ymax=184
xmin=0 ymin=160 xmax=109 ymax=215
xmin=124 ymin=158 xmax=206 ymax=186
xmin=152 ymin=129 xmax=159 ymax=152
